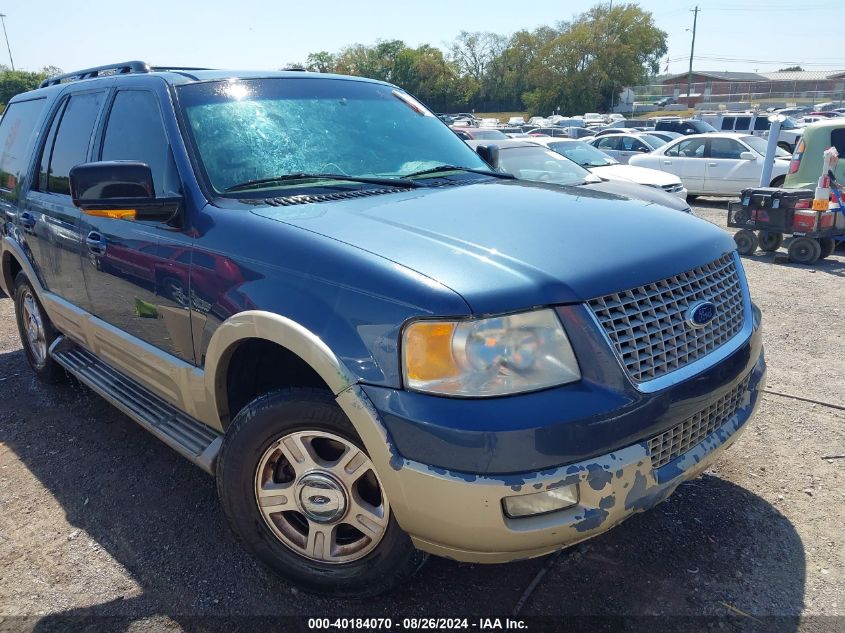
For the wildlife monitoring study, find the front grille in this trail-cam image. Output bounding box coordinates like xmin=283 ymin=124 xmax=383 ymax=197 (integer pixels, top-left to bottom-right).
xmin=647 ymin=375 xmax=750 ymax=468
xmin=661 ymin=183 xmax=684 ymax=193
xmin=588 ymin=253 xmax=745 ymax=384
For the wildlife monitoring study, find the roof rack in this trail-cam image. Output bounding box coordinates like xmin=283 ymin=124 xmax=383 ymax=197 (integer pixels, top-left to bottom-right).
xmin=39 ymin=60 xmax=151 ymax=88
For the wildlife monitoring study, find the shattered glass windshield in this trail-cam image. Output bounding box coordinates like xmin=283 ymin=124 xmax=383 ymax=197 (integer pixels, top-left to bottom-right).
xmin=178 ymin=77 xmax=489 ymax=194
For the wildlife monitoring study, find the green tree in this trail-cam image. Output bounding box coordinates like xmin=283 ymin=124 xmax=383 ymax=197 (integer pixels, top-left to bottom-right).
xmin=305 ymin=52 xmax=335 ymax=73
xmin=0 ymin=70 xmax=49 ymax=107
xmin=778 ymin=65 xmax=803 ymax=72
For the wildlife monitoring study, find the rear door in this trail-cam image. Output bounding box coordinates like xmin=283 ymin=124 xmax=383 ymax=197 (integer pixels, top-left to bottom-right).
xmin=24 ymin=89 xmax=108 ymax=311
xmin=80 ymin=83 xmax=194 ymax=362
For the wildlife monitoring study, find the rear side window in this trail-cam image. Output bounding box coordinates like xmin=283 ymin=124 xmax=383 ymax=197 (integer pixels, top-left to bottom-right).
xmin=831 ymin=128 xmax=845 ymax=156
xmin=735 ymin=117 xmax=751 ymax=131
xmin=753 ymin=117 xmax=770 ymax=131
xmin=42 ymin=91 xmax=106 ymax=195
xmin=100 ymin=90 xmax=181 ymax=196
xmin=721 ymin=117 xmax=735 ymax=131
xmin=0 ymin=98 xmax=46 ymax=199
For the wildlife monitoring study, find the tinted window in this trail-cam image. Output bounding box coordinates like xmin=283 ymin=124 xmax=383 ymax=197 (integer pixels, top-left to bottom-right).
xmin=735 ymin=117 xmax=752 ymax=131
xmin=831 ymin=128 xmax=845 ymax=155
xmin=753 ymin=117 xmax=770 ymax=131
xmin=596 ymin=137 xmax=618 ymax=149
xmin=101 ymin=90 xmax=180 ymax=196
xmin=37 ymin=100 xmax=66 ymax=192
xmin=668 ymin=138 xmax=707 ymax=158
xmin=0 ymin=98 xmax=46 ymax=199
xmin=721 ymin=117 xmax=735 ymax=130
xmin=46 ymin=92 xmax=106 ymax=195
xmin=709 ymin=137 xmax=745 ymax=159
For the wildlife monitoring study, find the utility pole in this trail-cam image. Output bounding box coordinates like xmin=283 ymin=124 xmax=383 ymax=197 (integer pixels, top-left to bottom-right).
xmin=0 ymin=14 xmax=13 ymax=71
xmin=687 ymin=6 xmax=699 ymax=108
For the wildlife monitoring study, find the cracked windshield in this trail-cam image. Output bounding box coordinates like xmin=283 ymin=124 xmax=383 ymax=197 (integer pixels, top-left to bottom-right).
xmin=179 ymin=78 xmax=489 ymax=193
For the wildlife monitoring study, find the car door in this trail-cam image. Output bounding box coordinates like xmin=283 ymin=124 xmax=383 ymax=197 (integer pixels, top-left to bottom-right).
xmin=0 ymin=97 xmax=48 ymax=282
xmin=23 ymin=89 xmax=108 ymax=311
xmin=705 ymin=137 xmax=758 ymax=194
xmin=657 ymin=137 xmax=707 ymax=192
xmin=79 ymin=84 xmax=194 ymax=363
xmin=594 ymin=136 xmax=622 ymax=161
xmin=616 ymin=136 xmax=651 ymax=164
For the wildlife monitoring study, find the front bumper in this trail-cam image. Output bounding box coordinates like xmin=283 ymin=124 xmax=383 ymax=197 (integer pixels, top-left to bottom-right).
xmin=344 ymin=350 xmax=765 ymax=563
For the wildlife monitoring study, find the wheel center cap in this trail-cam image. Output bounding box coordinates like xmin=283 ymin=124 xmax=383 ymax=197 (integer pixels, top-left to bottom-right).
xmin=296 ymin=472 xmax=347 ymax=523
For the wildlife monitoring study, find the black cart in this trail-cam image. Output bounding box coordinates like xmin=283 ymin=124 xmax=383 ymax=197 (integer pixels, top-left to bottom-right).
xmin=727 ymin=187 xmax=845 ymax=264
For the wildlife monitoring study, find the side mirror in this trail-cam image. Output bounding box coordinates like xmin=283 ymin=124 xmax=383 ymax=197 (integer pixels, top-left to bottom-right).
xmin=739 ymin=151 xmax=757 ymax=161
xmin=475 ymin=144 xmax=500 ymax=170
xmin=69 ymin=161 xmax=181 ymax=223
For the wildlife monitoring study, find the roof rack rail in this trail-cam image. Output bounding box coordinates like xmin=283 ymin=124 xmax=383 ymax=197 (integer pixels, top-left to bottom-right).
xmin=39 ymin=61 xmax=151 ymax=88
xmin=149 ymin=66 xmax=213 ymax=72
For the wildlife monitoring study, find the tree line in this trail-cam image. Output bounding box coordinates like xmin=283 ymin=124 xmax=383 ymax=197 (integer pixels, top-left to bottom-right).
xmin=0 ymin=3 xmax=667 ymax=116
xmin=298 ymin=3 xmax=667 ymax=114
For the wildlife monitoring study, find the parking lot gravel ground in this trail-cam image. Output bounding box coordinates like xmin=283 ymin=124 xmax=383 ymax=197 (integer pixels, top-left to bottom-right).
xmin=0 ymin=200 xmax=843 ymax=632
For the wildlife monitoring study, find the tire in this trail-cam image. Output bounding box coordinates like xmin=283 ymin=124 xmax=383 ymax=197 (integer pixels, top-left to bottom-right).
xmin=13 ymin=272 xmax=67 ymax=383
xmin=769 ymin=175 xmax=786 ymax=188
xmin=216 ymin=388 xmax=425 ymax=597
xmin=161 ymin=276 xmax=187 ymax=306
xmin=818 ymin=237 xmax=836 ymax=260
xmin=777 ymin=142 xmax=792 ymax=154
xmin=788 ymin=237 xmax=822 ymax=264
xmin=734 ymin=229 xmax=759 ymax=256
xmin=758 ymin=231 xmax=784 ymax=252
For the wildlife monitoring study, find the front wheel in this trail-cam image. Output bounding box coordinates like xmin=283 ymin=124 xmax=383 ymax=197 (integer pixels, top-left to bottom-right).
xmin=216 ymin=388 xmax=425 ymax=597
xmin=734 ymin=229 xmax=759 ymax=255
xmin=769 ymin=175 xmax=786 ymax=188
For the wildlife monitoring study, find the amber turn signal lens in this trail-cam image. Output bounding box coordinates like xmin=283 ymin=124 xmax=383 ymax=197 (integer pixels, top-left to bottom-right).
xmin=404 ymin=321 xmax=459 ymax=382
xmin=83 ymin=208 xmax=137 ymax=220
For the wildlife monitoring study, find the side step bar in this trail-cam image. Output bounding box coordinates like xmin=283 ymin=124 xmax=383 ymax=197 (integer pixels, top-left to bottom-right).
xmin=50 ymin=337 xmax=222 ymax=474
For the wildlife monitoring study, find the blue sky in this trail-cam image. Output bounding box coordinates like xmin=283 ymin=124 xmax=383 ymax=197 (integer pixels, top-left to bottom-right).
xmin=3 ymin=0 xmax=841 ymax=77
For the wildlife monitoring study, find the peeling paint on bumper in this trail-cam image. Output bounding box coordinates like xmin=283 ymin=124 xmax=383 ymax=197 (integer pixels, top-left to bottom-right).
xmin=342 ymin=351 xmax=766 ymax=564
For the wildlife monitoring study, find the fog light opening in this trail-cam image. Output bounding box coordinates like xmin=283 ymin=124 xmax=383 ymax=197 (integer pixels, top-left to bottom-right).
xmin=502 ymin=484 xmax=579 ymax=519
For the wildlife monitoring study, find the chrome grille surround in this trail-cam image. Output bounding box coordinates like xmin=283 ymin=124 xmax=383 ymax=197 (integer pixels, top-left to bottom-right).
xmin=647 ymin=375 xmax=750 ymax=469
xmin=661 ymin=183 xmax=685 ymax=194
xmin=588 ymin=253 xmax=748 ymax=389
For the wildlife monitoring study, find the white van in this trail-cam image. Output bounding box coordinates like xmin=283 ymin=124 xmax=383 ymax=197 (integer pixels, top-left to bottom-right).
xmin=698 ymin=112 xmax=803 ymax=152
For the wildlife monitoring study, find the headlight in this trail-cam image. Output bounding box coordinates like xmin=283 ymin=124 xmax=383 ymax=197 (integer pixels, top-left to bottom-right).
xmin=402 ymin=308 xmax=581 ymax=397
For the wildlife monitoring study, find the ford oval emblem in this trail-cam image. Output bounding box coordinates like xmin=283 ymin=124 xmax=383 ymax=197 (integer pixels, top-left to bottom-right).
xmin=686 ymin=301 xmax=716 ymax=328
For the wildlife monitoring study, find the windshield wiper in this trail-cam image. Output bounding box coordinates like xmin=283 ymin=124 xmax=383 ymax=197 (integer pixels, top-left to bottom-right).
xmin=223 ymin=173 xmax=420 ymax=193
xmin=403 ymin=165 xmax=515 ymax=180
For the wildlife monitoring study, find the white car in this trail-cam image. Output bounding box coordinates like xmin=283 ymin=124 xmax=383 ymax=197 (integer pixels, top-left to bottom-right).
xmin=531 ymin=137 xmax=687 ymax=199
xmin=629 ymin=132 xmax=791 ymax=197
xmin=588 ymin=133 xmax=666 ymax=164
xmin=583 ymin=112 xmax=606 ymax=127
xmin=508 ymin=116 xmax=526 ymax=126
xmin=478 ymin=118 xmax=501 ymax=128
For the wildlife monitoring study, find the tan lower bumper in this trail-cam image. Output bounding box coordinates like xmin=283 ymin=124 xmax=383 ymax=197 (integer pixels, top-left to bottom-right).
xmin=338 ymin=376 xmax=759 ymax=564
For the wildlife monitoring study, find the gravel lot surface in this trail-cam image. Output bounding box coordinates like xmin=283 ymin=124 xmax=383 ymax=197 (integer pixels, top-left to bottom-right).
xmin=0 ymin=200 xmax=843 ymax=632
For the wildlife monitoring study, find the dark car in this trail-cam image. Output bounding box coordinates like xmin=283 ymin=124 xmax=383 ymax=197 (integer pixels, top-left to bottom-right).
xmin=0 ymin=61 xmax=765 ymax=598
xmin=654 ymin=118 xmax=718 ymax=135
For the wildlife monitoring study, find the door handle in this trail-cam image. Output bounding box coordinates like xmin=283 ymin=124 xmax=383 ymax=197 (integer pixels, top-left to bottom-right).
xmin=663 ymin=160 xmax=672 ymax=165
xmin=86 ymin=231 xmax=107 ymax=255
xmin=708 ymin=162 xmax=718 ymax=167
xmin=19 ymin=211 xmax=36 ymax=230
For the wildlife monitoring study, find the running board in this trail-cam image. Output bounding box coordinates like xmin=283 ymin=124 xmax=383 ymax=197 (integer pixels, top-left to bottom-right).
xmin=50 ymin=337 xmax=222 ymax=474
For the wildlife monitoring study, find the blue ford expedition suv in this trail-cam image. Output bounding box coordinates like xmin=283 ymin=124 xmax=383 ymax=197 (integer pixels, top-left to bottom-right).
xmin=0 ymin=62 xmax=765 ymax=597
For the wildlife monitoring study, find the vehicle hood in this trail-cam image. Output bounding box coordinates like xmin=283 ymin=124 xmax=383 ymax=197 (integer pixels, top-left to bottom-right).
xmin=250 ymin=179 xmax=734 ymax=314
xmin=590 ymin=164 xmax=681 ymax=186
xmin=578 ymin=180 xmax=691 ymax=213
